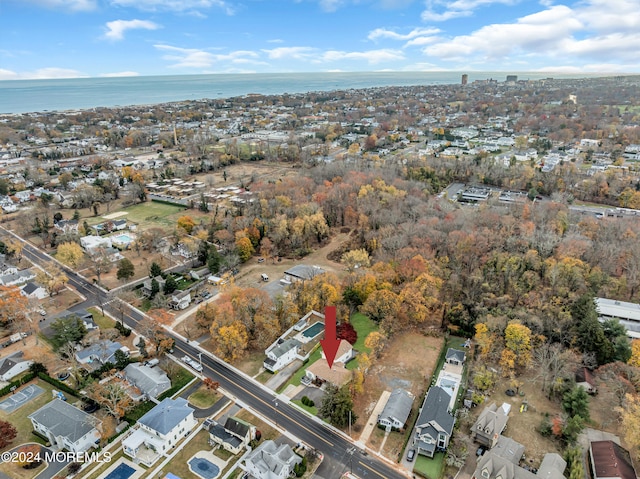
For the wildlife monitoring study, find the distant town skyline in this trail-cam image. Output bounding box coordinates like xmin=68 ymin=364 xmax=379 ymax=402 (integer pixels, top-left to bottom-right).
xmin=2 ymin=0 xmax=638 ymax=80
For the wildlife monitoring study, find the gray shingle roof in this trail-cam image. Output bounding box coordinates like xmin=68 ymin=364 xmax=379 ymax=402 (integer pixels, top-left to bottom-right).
xmin=123 ymin=363 xmax=171 ymax=398
xmin=269 ymin=339 xmax=301 ymax=359
xmin=28 ymin=398 xmax=99 ymax=443
xmin=138 ymin=397 xmax=193 ymax=435
xmin=0 ymin=352 xmax=27 ymax=376
xmin=416 ymin=386 xmax=455 ymax=436
xmin=445 ymin=348 xmax=465 ymax=363
xmin=379 ymin=389 xmax=413 ymax=427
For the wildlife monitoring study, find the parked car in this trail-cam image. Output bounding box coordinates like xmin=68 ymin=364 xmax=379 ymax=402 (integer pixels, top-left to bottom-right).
xmin=182 ymin=355 xmax=203 ymax=372
xmin=407 ymin=449 xmax=416 ymax=462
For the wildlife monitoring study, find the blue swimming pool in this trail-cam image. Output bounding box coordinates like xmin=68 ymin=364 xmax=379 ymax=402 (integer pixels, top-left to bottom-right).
xmin=105 ymin=463 xmax=136 ymax=479
xmin=302 ymin=322 xmax=324 ymax=338
xmin=189 ymin=457 xmax=220 ymax=479
xmin=113 ymin=233 xmax=133 ymax=244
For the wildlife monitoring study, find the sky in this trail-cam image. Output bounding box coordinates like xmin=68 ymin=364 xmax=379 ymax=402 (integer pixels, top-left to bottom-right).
xmin=1 ymin=0 xmax=639 ymax=80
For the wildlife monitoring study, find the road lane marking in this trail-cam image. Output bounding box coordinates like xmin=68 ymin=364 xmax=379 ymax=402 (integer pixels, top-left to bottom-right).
xmin=358 ymin=461 xmax=389 ymax=479
xmin=176 ymin=345 xmax=333 ymax=447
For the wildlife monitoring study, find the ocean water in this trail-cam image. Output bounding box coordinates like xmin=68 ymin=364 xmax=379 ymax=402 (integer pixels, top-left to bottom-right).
xmin=0 ymin=71 xmax=600 ymax=114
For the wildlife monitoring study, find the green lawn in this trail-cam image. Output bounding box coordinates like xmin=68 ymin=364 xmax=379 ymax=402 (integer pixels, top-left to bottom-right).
xmin=0 ymin=379 xmax=80 ymax=453
xmin=97 ymin=201 xmax=187 ymax=229
xmin=87 ymin=307 xmax=116 ymax=329
xmin=350 ymin=313 xmax=378 ymax=353
xmin=277 ymin=346 xmax=322 ymax=393
xmin=292 ymin=399 xmax=318 ymax=416
xmin=346 ymin=313 xmax=378 ymax=370
xmin=188 ymin=386 xmax=221 ymax=408
xmin=414 ymin=452 xmax=445 ymax=479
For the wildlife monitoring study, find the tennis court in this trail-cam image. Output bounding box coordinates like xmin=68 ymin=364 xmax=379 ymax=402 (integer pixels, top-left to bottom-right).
xmin=0 ymin=384 xmax=45 ymax=413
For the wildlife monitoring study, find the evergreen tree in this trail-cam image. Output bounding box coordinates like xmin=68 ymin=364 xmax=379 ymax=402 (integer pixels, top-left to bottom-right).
xmin=116 ymin=258 xmax=135 ymax=282
xmin=562 ymin=386 xmax=590 ymax=420
xmin=319 ymin=385 xmax=357 ymax=428
xmin=571 ymin=294 xmax=613 ymax=365
xmin=163 ymin=275 xmax=178 ymax=295
xmin=149 ymin=262 xmax=163 ymax=278
xmin=150 ymin=278 xmax=160 ymax=298
xmin=208 ymin=247 xmax=221 ymax=274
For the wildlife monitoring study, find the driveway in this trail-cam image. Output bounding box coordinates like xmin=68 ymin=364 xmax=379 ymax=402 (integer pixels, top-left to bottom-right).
xmin=0 ymin=444 xmax=69 ymax=479
xmin=292 ymin=385 xmax=325 ymax=407
xmin=264 ymin=360 xmax=303 ymax=391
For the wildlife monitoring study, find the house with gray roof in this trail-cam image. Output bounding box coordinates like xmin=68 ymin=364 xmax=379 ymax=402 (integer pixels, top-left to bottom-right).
xmin=472 ymin=435 xmax=565 ymax=479
xmin=0 ymin=351 xmax=33 ymax=381
xmin=29 ymin=398 xmax=102 ymax=453
xmin=378 ymin=388 xmax=414 ymax=430
xmin=264 ymin=338 xmax=302 ymax=372
xmin=243 ymin=440 xmax=302 ymax=479
xmin=472 ymin=402 xmax=510 ymax=448
xmin=75 ymin=340 xmax=129 ymax=366
xmin=122 ymin=397 xmax=196 ymax=466
xmin=123 ymin=363 xmax=171 ymax=400
xmin=207 ymin=416 xmax=256 ymax=454
xmin=0 ymin=268 xmax=36 ymax=286
xmin=282 ymin=264 xmax=325 ymax=283
xmin=445 ymin=348 xmax=466 ymax=366
xmin=413 ymin=386 xmax=455 ymax=458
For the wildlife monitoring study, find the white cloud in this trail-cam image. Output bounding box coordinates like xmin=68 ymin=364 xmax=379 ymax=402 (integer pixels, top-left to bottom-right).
xmin=319 ymin=49 xmax=405 ymax=64
xmin=109 ymin=0 xmax=234 ymax=14
xmin=267 ymin=39 xmax=285 ymax=44
xmin=99 ymin=71 xmax=140 ymax=77
xmin=104 ymin=19 xmax=160 ymax=41
xmin=421 ymin=0 xmax=516 ymax=22
xmin=0 ymin=67 xmax=86 ymax=80
xmin=21 ymin=0 xmax=96 ymax=11
xmin=155 ymin=45 xmax=261 ymax=69
xmin=262 ymin=47 xmax=317 ymax=61
xmin=368 ymin=27 xmax=440 ymax=41
xmin=423 ymin=5 xmax=582 ymax=59
xmin=404 ymin=36 xmax=439 ymax=47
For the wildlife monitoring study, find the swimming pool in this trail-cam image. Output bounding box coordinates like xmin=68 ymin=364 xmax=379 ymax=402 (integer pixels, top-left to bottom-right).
xmin=302 ymin=322 xmax=324 ymax=339
xmin=113 ymin=233 xmax=133 ymax=244
xmin=105 ymin=463 xmax=136 ymax=479
xmin=189 ymin=457 xmax=220 ymax=479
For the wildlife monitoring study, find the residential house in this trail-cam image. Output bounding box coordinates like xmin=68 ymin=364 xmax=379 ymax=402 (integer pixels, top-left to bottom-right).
xmin=112 ymin=219 xmax=128 ymax=230
xmin=378 ymin=388 xmax=414 ymax=430
xmin=576 ymin=367 xmax=597 ymax=395
xmin=0 ymin=351 xmax=33 ymax=381
xmin=264 ymin=338 xmax=302 ymax=373
xmin=471 ymin=403 xmax=510 ymax=448
xmin=0 ymin=257 xmax=18 ymax=276
xmin=142 ymin=276 xmax=166 ymax=297
xmin=0 ymin=268 xmax=36 ymax=286
xmin=305 ymin=339 xmax=354 ymax=387
xmin=445 ymin=348 xmax=466 ymax=367
xmin=20 ymin=281 xmax=48 ymax=300
xmin=473 ymin=434 xmax=566 ymax=479
xmin=123 ymin=363 xmax=171 ymax=400
xmin=54 ymin=219 xmax=79 ymax=233
xmin=122 ymin=397 xmax=197 ymax=466
xmin=168 ymin=290 xmax=191 ymax=310
xmin=80 ymin=235 xmax=112 ymax=253
xmin=413 ymin=386 xmax=455 ymax=458
xmin=29 ymin=398 xmax=102 ymax=453
xmin=207 ymin=416 xmax=256 ymax=454
xmin=243 ymin=440 xmax=302 ymax=479
xmin=590 ymin=440 xmax=637 ymax=479
xmin=75 ymin=340 xmax=129 ymax=366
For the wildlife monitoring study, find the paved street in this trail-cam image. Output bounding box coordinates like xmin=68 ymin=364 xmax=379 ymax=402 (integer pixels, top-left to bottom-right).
xmin=6 ymin=228 xmax=411 ymax=479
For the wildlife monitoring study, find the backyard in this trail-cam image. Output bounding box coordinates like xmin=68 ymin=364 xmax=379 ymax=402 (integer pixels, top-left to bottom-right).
xmin=154 ymin=429 xmax=212 ymax=479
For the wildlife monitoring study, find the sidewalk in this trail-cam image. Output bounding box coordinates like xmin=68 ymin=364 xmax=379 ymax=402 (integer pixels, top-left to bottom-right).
xmin=358 ymin=390 xmax=391 ymax=444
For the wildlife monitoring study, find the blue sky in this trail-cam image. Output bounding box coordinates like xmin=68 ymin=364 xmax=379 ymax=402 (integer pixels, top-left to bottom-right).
xmin=1 ymin=0 xmax=639 ymax=80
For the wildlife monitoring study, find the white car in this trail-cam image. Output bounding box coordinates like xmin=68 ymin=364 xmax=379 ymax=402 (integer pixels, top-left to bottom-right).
xmin=182 ymin=355 xmax=203 ymax=372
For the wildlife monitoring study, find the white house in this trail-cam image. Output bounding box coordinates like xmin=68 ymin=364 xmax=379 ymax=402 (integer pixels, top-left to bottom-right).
xmin=207 ymin=416 xmax=256 ymax=454
xmin=243 ymin=440 xmax=302 ymax=479
xmin=168 ymin=290 xmax=191 ymax=310
xmin=263 ymin=339 xmax=302 ymax=373
xmin=20 ymin=281 xmax=48 ymax=300
xmin=122 ymin=397 xmax=197 ymax=466
xmin=75 ymin=340 xmax=129 ymax=366
xmin=378 ymin=389 xmax=414 ymax=430
xmin=29 ymin=399 xmax=102 ymax=453
xmin=0 ymin=352 xmax=33 ymax=381
xmin=80 ymin=235 xmax=112 ymax=252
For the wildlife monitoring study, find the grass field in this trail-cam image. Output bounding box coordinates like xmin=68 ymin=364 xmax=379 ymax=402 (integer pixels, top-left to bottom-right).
xmin=414 ymin=452 xmax=445 ymax=479
xmin=88 ymin=201 xmax=187 ymax=229
xmin=347 ymin=313 xmax=378 ymax=370
xmin=188 ymin=386 xmax=221 ymax=408
xmin=0 ymin=379 xmax=80 ymax=454
xmin=87 ymin=307 xmax=116 ymax=329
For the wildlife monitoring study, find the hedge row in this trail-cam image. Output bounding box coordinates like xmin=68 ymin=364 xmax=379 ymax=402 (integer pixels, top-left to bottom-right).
xmin=0 ymin=373 xmax=36 ymax=397
xmin=157 ymin=370 xmax=195 ymax=401
xmin=37 ymin=372 xmax=78 ymax=397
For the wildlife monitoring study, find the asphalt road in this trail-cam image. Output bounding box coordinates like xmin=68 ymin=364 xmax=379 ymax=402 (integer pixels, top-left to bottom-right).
xmin=11 ymin=232 xmax=409 ymax=479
